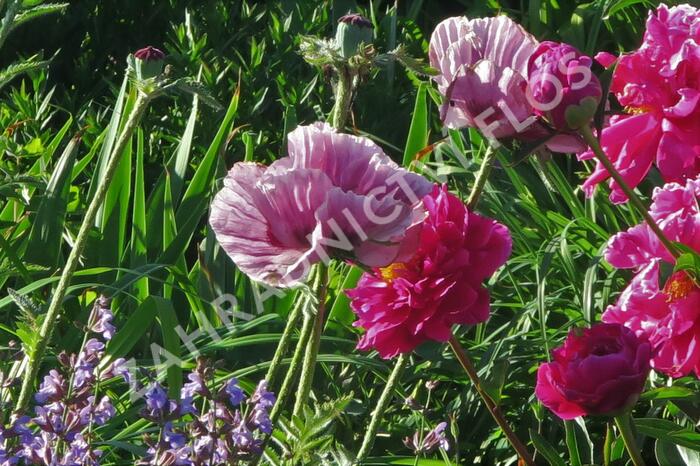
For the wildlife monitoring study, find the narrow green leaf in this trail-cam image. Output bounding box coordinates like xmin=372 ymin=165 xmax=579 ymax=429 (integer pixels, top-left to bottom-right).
xmin=402 ymin=82 xmax=428 ymax=168
xmin=25 ymin=132 xmax=80 ymax=267
xmin=529 ymin=429 xmax=567 ymax=466
xmin=102 ymin=296 xmax=158 ymax=367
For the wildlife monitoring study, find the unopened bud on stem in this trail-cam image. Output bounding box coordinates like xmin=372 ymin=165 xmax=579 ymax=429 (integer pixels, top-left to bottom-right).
xmin=335 ymin=13 xmax=373 ymax=59
xmin=133 ymin=46 xmax=166 ymax=81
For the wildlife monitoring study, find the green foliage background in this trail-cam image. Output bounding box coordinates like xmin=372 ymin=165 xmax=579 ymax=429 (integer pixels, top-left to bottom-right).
xmin=0 ymin=0 xmax=698 ymax=465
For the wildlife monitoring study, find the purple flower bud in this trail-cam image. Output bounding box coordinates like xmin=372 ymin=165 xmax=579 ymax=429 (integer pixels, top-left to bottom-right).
xmin=134 ymin=46 xmax=165 ymax=62
xmin=250 ymin=380 xmax=275 ymax=409
xmin=89 ymin=396 xmax=115 ymax=425
xmin=223 ymin=378 xmax=245 ymax=407
xmin=35 ymin=370 xmax=66 ymax=404
xmin=88 ymin=296 xmax=116 ymax=340
xmin=527 ymin=41 xmax=602 ymax=130
xmin=404 ymin=421 xmax=450 ymax=454
xmin=103 ymin=357 xmax=131 ymax=384
xmin=250 ymin=406 xmax=272 ymax=434
xmin=335 ymin=13 xmax=373 ymax=59
xmin=145 ymin=383 xmax=169 ymax=414
xmin=163 ymin=423 xmax=187 ymax=449
xmin=133 ymin=46 xmax=166 ymax=81
xmin=338 ymin=13 xmax=372 ymax=28
xmin=182 ymin=372 xmax=207 ymax=399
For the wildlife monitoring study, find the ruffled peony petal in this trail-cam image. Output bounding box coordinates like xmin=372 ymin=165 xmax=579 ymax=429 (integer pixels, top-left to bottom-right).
xmin=582 ymin=5 xmax=700 ymax=198
xmin=348 ymin=185 xmax=511 ymax=358
xmin=536 ymin=324 xmax=651 ymax=419
xmin=604 ymin=177 xmax=700 ymax=378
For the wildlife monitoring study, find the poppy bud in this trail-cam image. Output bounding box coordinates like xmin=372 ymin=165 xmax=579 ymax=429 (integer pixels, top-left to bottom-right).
xmin=133 ymin=46 xmax=165 ymax=80
xmin=335 ymin=14 xmax=373 ymax=59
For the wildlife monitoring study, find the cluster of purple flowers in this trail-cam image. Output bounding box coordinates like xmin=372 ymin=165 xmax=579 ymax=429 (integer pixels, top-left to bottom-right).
xmin=140 ymin=359 xmax=275 ymax=465
xmin=0 ymin=296 xmax=128 ymax=465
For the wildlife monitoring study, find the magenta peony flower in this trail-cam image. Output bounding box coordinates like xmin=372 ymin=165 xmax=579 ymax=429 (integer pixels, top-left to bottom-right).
xmin=347 ymin=185 xmax=512 ymax=358
xmin=210 ymin=123 xmax=432 ymax=287
xmin=535 ymin=323 xmax=651 ymax=420
xmin=428 ymin=16 xmax=585 ymax=152
xmin=580 ymin=4 xmax=700 ymax=203
xmin=603 ymin=176 xmax=700 ymax=377
xmin=527 ymin=41 xmax=602 ymax=130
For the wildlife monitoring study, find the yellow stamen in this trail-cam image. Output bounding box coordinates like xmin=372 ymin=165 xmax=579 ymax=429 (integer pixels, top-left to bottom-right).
xmin=624 ymin=105 xmax=653 ymax=115
xmin=664 ymin=272 xmax=697 ymax=303
xmin=379 ymin=263 xmax=406 ymax=282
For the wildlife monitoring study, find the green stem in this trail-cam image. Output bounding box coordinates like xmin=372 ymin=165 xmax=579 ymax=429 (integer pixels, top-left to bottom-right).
xmin=355 ymin=353 xmax=408 ymax=463
xmin=15 ymin=91 xmax=152 ymax=412
xmin=614 ymin=414 xmax=646 ymax=466
xmin=467 ymin=146 xmax=497 ymax=210
xmin=252 ymin=302 xmax=316 ymax=466
xmin=579 ymin=125 xmax=679 ymax=259
xmin=264 ymin=293 xmax=305 ymax=388
xmin=332 ymin=65 xmax=354 ymax=130
xmin=292 ymin=264 xmax=329 ymax=417
xmin=269 ymin=308 xmax=315 ymax=423
xmin=0 ymin=0 xmax=19 ymax=52
xmin=448 ymin=334 xmax=535 ymax=466
xmin=564 ymin=420 xmax=582 ymax=466
xmin=603 ymin=421 xmax=614 ymax=466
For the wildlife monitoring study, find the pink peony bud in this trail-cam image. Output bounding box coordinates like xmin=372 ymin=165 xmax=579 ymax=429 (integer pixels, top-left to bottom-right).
xmin=133 ymin=46 xmax=165 ymax=80
xmin=535 ymin=323 xmax=651 ymax=420
xmin=527 ymin=41 xmax=602 ymax=130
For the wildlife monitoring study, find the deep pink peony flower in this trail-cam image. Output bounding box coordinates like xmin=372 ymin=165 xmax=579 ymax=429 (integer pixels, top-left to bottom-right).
xmin=580 ymin=4 xmax=700 ymax=203
xmin=429 ymin=16 xmax=585 ymax=152
xmin=346 ymin=185 xmax=512 ymax=358
xmin=527 ymin=41 xmax=602 ymax=130
xmin=603 ymin=176 xmax=700 ymax=377
xmin=210 ymin=123 xmax=432 ymax=287
xmin=535 ymin=323 xmax=651 ymax=420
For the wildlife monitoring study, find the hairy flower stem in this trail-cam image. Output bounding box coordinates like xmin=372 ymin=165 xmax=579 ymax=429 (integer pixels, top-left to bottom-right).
xmin=15 ymin=91 xmax=152 ymax=412
xmin=355 ymin=353 xmax=408 ymax=463
xmin=467 ymin=146 xmax=497 ymax=210
xmin=579 ymin=125 xmax=680 ymax=260
xmin=448 ymin=335 xmax=535 ymax=466
xmin=292 ymin=264 xmax=329 ymax=417
xmin=264 ymin=294 xmax=306 ymax=388
xmin=250 ymin=307 xmax=316 ymax=466
xmin=614 ymin=414 xmax=646 ymax=466
xmin=332 ymin=65 xmax=354 ymax=130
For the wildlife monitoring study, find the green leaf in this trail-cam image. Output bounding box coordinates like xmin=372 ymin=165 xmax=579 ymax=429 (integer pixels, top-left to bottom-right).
xmin=25 ymin=130 xmax=79 ymax=267
xmin=167 ymin=92 xmax=198 ymax=206
xmin=635 ymin=418 xmax=700 ymax=451
xmin=0 ymin=55 xmax=52 ymax=91
xmin=529 ymin=429 xmax=567 ymax=466
xmin=102 ymin=295 xmax=159 ymax=368
xmin=11 ymin=3 xmax=68 ymax=31
xmin=673 ymin=243 xmax=700 ymax=278
xmin=640 ymin=386 xmax=700 ymax=402
xmin=402 ymin=82 xmax=429 ymax=168
xmin=327 ymin=266 xmax=362 ymax=327
xmin=154 ymin=297 xmax=182 ymax=396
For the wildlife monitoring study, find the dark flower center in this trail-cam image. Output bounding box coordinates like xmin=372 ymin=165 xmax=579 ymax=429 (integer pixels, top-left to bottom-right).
xmin=590 ymin=340 xmax=621 ymax=356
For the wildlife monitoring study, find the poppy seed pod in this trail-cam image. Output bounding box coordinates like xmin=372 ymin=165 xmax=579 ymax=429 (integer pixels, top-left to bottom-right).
xmin=335 ymin=14 xmax=373 ymax=59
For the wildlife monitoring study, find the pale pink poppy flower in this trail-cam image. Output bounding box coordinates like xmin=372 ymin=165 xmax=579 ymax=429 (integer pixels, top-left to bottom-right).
xmin=209 ymin=123 xmax=432 ymax=287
